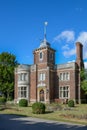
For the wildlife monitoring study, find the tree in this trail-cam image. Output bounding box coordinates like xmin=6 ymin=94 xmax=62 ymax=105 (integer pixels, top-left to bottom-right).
xmin=0 ymin=52 xmax=18 ymax=99
xmin=80 ymin=69 xmax=87 ymax=94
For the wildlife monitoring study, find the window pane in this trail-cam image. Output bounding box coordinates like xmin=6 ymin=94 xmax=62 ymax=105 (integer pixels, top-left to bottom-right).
xmin=66 ymin=91 xmax=68 ymax=97
xmin=60 ymin=73 xmax=63 ymax=80
xmin=43 ymin=73 xmax=45 ymax=80
xmin=66 ymin=73 xmax=70 ymax=80
xmin=18 ymin=87 xmax=27 ymax=98
xmin=63 ymin=91 xmax=65 ymax=97
xmin=21 ymin=91 xmax=23 ymax=97
xmin=63 ymin=73 xmax=65 ymax=80
xmin=39 ymin=73 xmax=42 ymax=81
xmin=40 ymin=52 xmax=42 ymax=59
xmin=39 ymin=73 xmax=45 ymax=81
xmin=24 ymin=91 xmax=26 ymax=97
xmin=66 ymin=86 xmax=68 ymax=90
xmin=21 ymin=87 xmax=23 ymax=90
xmin=24 ymin=87 xmax=26 ymax=90
xmin=18 ymin=73 xmax=28 ymax=81
xmin=24 ymin=74 xmax=26 ymax=81
xmin=59 ymin=86 xmax=69 ymax=98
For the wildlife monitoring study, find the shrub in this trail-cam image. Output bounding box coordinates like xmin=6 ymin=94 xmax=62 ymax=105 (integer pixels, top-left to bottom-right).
xmin=68 ymin=100 xmax=74 ymax=107
xmin=32 ymin=102 xmax=46 ymax=114
xmin=7 ymin=97 xmax=13 ymax=101
xmin=0 ymin=97 xmax=6 ymax=104
xmin=19 ymin=99 xmax=28 ymax=107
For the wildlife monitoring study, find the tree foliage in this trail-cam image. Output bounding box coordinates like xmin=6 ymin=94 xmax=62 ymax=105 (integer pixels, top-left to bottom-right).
xmin=80 ymin=69 xmax=87 ymax=94
xmin=0 ymin=52 xmax=18 ymax=99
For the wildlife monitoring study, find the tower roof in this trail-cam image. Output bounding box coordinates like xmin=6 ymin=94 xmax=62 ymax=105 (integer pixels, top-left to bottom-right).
xmin=39 ymin=38 xmax=50 ymax=48
xmin=39 ymin=22 xmax=50 ymax=48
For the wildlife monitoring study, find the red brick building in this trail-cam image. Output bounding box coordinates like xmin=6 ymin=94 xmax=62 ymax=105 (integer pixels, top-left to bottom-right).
xmin=14 ymin=36 xmax=85 ymax=104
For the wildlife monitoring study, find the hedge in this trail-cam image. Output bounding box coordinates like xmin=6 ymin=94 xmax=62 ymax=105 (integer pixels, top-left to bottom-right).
xmin=68 ymin=100 xmax=74 ymax=107
xmin=19 ymin=99 xmax=28 ymax=107
xmin=32 ymin=102 xmax=46 ymax=114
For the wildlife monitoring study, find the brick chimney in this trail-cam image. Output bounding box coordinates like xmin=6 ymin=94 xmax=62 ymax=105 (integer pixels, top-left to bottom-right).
xmin=76 ymin=42 xmax=84 ymax=69
xmin=76 ymin=42 xmax=84 ymax=104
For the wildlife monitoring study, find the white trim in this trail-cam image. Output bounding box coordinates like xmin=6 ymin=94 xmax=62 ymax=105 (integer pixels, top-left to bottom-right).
xmin=38 ymin=73 xmax=46 ymax=81
xmin=37 ymin=82 xmax=46 ymax=87
xmin=59 ymin=72 xmax=70 ymax=81
xmin=59 ymin=85 xmax=70 ymax=99
xmin=17 ymin=85 xmax=29 ymax=100
xmin=38 ymin=68 xmax=48 ymax=71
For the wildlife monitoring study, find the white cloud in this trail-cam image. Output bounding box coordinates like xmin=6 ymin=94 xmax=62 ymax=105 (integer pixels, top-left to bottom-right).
xmin=76 ymin=32 xmax=87 ymax=59
xmin=68 ymin=60 xmax=75 ymax=63
xmin=53 ymin=31 xmax=75 ymax=43
xmin=53 ymin=31 xmax=87 ymax=60
xmin=76 ymin=32 xmax=87 ymax=46
xmin=84 ymin=62 xmax=87 ymax=69
xmin=63 ymin=48 xmax=76 ymax=58
xmin=62 ymin=44 xmax=69 ymax=50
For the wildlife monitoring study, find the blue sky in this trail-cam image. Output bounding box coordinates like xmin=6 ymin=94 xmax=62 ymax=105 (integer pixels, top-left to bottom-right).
xmin=0 ymin=0 xmax=87 ymax=68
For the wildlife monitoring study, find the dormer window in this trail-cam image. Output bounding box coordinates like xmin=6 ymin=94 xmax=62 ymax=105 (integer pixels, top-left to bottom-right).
xmin=39 ymin=52 xmax=43 ymax=60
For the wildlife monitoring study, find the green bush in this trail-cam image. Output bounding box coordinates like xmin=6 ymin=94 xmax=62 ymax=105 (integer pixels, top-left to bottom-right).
xmin=19 ymin=99 xmax=28 ymax=107
xmin=7 ymin=97 xmax=13 ymax=101
xmin=32 ymin=102 xmax=46 ymax=114
xmin=68 ymin=100 xmax=74 ymax=107
xmin=0 ymin=97 xmax=6 ymax=104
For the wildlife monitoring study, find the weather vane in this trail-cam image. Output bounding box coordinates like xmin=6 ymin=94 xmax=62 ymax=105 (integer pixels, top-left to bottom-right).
xmin=44 ymin=21 xmax=48 ymax=40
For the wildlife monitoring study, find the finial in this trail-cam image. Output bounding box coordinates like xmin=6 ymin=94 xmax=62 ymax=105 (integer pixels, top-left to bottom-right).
xmin=44 ymin=22 xmax=48 ymax=40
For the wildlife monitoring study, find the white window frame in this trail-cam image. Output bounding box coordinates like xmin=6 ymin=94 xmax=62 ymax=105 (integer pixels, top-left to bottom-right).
xmin=59 ymin=86 xmax=70 ymax=99
xmin=18 ymin=86 xmax=28 ymax=99
xmin=59 ymin=72 xmax=70 ymax=81
xmin=39 ymin=73 xmax=45 ymax=81
xmin=63 ymin=73 xmax=66 ymax=80
xmin=66 ymin=72 xmax=70 ymax=80
xmin=18 ymin=73 xmax=28 ymax=81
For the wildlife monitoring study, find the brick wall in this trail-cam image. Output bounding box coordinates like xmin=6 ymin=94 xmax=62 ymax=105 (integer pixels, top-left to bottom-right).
xmin=56 ymin=69 xmax=76 ymax=100
xmin=33 ymin=47 xmax=55 ymax=65
xmin=30 ymin=66 xmax=37 ymax=103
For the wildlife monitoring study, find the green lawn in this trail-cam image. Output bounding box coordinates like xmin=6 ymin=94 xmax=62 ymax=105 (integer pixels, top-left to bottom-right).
xmin=0 ymin=103 xmax=87 ymax=125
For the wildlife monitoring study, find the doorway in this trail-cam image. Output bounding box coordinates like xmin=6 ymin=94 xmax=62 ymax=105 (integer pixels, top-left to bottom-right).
xmin=40 ymin=89 xmax=44 ymax=101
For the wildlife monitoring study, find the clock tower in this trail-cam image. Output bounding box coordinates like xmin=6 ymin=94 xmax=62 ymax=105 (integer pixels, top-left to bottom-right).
xmin=32 ymin=22 xmax=56 ymax=103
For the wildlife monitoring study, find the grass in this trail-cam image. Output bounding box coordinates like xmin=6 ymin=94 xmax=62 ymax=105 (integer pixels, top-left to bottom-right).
xmin=0 ymin=103 xmax=87 ymax=125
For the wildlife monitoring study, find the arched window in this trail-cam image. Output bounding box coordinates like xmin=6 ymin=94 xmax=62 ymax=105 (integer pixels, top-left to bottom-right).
xmin=39 ymin=52 xmax=43 ymax=60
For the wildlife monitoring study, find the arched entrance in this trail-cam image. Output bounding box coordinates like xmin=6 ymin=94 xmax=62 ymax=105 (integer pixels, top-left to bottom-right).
xmin=40 ymin=89 xmax=44 ymax=101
